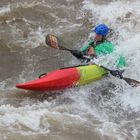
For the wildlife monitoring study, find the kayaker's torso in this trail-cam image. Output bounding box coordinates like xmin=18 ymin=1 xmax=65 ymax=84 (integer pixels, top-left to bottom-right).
xmin=80 ymin=39 xmax=114 ymax=55
xmin=80 ymin=40 xmax=126 ymax=68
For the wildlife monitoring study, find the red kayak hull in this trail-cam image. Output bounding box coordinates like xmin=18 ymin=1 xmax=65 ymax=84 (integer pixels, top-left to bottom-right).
xmin=16 ymin=68 xmax=80 ymax=91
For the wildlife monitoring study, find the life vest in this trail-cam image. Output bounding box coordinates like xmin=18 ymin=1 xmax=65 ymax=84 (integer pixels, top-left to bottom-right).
xmin=80 ymin=40 xmax=126 ymax=68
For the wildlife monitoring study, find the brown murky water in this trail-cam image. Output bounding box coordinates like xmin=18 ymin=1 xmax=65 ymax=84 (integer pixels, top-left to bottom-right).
xmin=0 ymin=0 xmax=140 ymax=140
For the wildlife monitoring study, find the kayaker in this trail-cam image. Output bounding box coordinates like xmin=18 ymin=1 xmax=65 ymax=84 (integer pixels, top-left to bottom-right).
xmin=71 ymin=24 xmax=126 ymax=68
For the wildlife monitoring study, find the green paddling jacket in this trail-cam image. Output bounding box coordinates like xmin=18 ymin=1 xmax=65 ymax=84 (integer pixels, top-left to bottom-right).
xmin=80 ymin=40 xmax=126 ymax=68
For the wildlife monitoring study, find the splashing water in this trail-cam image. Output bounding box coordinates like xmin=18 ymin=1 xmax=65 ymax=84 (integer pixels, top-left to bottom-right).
xmin=0 ymin=0 xmax=140 ymax=140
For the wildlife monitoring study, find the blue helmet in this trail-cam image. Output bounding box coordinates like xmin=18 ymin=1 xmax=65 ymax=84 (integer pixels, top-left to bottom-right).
xmin=92 ymin=24 xmax=109 ymax=37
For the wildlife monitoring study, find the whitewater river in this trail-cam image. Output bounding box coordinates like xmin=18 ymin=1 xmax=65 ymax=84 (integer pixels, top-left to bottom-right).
xmin=0 ymin=0 xmax=140 ymax=139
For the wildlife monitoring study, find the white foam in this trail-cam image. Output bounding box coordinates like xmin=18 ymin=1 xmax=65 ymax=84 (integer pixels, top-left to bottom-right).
xmin=0 ymin=5 xmax=10 ymax=16
xmin=117 ymin=33 xmax=140 ymax=79
xmin=0 ymin=103 xmax=50 ymax=134
xmin=99 ymin=122 xmax=126 ymax=140
xmin=120 ymin=87 xmax=140 ymax=111
xmin=83 ymin=0 xmax=140 ymax=41
xmin=21 ymin=26 xmax=46 ymax=48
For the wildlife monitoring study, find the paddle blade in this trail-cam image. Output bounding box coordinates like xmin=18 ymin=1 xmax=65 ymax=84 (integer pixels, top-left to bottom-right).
xmin=45 ymin=34 xmax=70 ymax=51
xmin=45 ymin=34 xmax=59 ymax=49
xmin=123 ymin=77 xmax=140 ymax=87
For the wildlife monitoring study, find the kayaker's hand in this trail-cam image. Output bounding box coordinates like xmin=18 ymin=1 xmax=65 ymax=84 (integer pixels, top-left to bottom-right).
xmin=87 ymin=46 xmax=94 ymax=55
xmin=87 ymin=46 xmax=96 ymax=57
xmin=89 ymin=54 xmax=97 ymax=59
xmin=71 ymin=50 xmax=84 ymax=59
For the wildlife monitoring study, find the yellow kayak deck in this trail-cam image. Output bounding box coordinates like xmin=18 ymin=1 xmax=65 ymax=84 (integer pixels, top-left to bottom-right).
xmin=77 ymin=65 xmax=108 ymax=85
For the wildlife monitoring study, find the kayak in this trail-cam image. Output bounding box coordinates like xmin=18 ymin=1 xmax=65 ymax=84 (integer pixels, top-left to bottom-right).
xmin=16 ymin=65 xmax=108 ymax=91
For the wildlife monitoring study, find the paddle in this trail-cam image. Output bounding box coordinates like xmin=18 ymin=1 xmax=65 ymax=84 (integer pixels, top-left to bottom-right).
xmin=45 ymin=34 xmax=72 ymax=52
xmin=45 ymin=34 xmax=140 ymax=87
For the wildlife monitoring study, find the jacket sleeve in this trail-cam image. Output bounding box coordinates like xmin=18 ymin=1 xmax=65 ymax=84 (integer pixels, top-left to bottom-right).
xmin=116 ymin=55 xmax=126 ymax=69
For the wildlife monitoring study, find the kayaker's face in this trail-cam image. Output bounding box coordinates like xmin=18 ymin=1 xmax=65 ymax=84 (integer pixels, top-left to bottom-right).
xmin=95 ymin=34 xmax=103 ymax=41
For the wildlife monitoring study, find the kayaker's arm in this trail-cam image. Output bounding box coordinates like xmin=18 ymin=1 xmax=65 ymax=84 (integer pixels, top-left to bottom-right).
xmin=71 ymin=50 xmax=96 ymax=63
xmin=70 ymin=50 xmax=84 ymax=59
xmin=71 ymin=40 xmax=97 ymax=62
